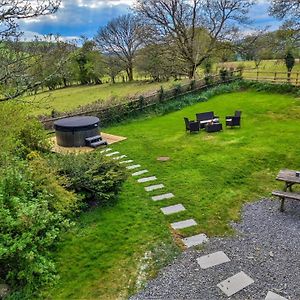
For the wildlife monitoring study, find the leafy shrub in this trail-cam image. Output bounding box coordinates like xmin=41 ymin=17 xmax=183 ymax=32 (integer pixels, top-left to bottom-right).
xmin=28 ymin=155 xmax=81 ymax=216
xmin=173 ymin=83 xmax=182 ymax=96
xmin=0 ymin=161 xmax=72 ymax=299
xmin=219 ymin=68 xmax=229 ymax=81
xmin=51 ymin=151 xmax=128 ymax=207
xmin=139 ymin=95 xmax=145 ymax=110
xmin=16 ymin=118 xmax=51 ymax=158
xmin=204 ymin=74 xmax=213 ymax=86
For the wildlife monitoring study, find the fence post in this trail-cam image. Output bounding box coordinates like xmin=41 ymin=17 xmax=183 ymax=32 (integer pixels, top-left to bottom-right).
xmin=274 ymin=72 xmax=277 ymax=83
xmin=256 ymin=71 xmax=259 ymax=81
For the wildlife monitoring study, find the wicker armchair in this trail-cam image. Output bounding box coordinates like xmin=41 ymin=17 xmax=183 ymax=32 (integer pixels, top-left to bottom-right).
xmin=184 ymin=117 xmax=200 ymax=133
xmin=226 ymin=111 xmax=242 ymax=128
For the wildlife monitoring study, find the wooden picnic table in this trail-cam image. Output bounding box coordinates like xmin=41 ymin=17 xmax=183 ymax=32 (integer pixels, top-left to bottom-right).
xmin=273 ymin=169 xmax=300 ymax=211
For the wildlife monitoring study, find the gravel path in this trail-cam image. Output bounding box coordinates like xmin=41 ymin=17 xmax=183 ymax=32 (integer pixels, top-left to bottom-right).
xmin=132 ymin=199 xmax=300 ymax=300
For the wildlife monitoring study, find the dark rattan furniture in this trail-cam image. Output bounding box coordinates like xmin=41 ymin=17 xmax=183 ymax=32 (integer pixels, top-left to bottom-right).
xmin=205 ymin=123 xmax=223 ymax=133
xmin=196 ymin=111 xmax=219 ymax=129
xmin=226 ymin=111 xmax=242 ymax=128
xmin=184 ymin=117 xmax=200 ymax=133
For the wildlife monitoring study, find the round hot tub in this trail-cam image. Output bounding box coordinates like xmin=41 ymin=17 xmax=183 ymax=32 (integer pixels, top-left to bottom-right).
xmin=54 ymin=116 xmax=100 ymax=147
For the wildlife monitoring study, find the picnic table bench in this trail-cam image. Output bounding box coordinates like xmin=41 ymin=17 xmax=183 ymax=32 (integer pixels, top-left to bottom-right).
xmin=272 ymin=169 xmax=300 ymax=211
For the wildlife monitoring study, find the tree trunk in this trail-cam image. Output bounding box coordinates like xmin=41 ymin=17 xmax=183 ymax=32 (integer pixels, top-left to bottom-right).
xmin=188 ymin=65 xmax=196 ymax=79
xmin=127 ymin=66 xmax=134 ymax=82
xmin=111 ymin=75 xmax=116 ymax=84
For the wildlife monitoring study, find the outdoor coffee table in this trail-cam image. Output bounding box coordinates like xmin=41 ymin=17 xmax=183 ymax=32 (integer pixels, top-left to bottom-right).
xmin=205 ymin=123 xmax=223 ymax=133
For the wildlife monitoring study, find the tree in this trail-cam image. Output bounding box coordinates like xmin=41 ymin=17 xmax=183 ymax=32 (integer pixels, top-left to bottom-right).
xmin=73 ymin=40 xmax=104 ymax=85
xmin=136 ymin=43 xmax=184 ymax=81
xmin=134 ymin=0 xmax=254 ymax=79
xmin=0 ymin=0 xmax=61 ymax=101
xmin=269 ymin=0 xmax=300 ymax=32
xmin=94 ymin=14 xmax=144 ymax=82
xmin=103 ymin=55 xmax=124 ymax=84
xmin=0 ymin=0 xmax=60 ymax=40
xmin=285 ymin=49 xmax=295 ymax=81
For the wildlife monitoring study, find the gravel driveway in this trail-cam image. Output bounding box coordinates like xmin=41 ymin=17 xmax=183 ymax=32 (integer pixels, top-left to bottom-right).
xmin=132 ymin=199 xmax=300 ymax=300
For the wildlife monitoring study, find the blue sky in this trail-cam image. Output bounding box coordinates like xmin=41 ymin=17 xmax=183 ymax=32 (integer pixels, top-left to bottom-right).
xmin=19 ymin=0 xmax=282 ymax=41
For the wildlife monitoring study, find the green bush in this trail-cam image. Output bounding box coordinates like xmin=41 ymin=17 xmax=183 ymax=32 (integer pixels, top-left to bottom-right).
xmin=51 ymin=151 xmax=128 ymax=207
xmin=0 ymin=161 xmax=72 ymax=299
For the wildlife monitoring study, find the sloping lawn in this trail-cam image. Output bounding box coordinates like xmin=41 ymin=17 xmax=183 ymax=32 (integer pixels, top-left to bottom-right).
xmin=46 ymin=90 xmax=300 ymax=299
xmin=28 ymin=80 xmax=184 ymax=115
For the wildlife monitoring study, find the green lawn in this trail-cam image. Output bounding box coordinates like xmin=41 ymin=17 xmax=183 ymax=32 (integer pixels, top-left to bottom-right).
xmin=28 ymin=80 xmax=185 ymax=115
xmin=45 ymin=90 xmax=300 ymax=299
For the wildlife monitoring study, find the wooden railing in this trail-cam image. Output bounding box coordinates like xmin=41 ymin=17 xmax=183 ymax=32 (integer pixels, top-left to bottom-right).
xmin=40 ymin=73 xmax=241 ymax=129
xmin=242 ymin=69 xmax=300 ymax=86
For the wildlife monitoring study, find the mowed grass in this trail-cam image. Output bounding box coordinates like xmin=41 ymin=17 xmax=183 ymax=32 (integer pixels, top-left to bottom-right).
xmin=46 ymin=90 xmax=300 ymax=299
xmin=108 ymin=91 xmax=300 ymax=237
xmin=28 ymin=80 xmax=185 ymax=115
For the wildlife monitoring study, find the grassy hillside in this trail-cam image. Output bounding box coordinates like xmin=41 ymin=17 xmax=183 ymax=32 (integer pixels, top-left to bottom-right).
xmin=45 ymin=90 xmax=300 ymax=299
xmin=28 ymin=80 xmax=186 ymax=115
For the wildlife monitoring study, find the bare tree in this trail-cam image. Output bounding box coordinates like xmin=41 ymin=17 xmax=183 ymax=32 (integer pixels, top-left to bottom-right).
xmin=134 ymin=0 xmax=254 ymax=79
xmin=94 ymin=14 xmax=144 ymax=82
xmin=0 ymin=0 xmax=60 ymax=40
xmin=270 ymin=0 xmax=300 ymax=31
xmin=0 ymin=1 xmax=64 ymax=101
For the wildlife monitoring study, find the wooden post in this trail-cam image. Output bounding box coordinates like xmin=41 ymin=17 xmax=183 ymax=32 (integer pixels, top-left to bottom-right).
xmin=274 ymin=72 xmax=277 ymax=83
xmin=256 ymin=71 xmax=259 ymax=81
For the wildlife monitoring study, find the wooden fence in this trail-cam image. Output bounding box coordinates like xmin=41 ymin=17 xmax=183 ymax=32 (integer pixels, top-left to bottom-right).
xmin=242 ymin=69 xmax=300 ymax=86
xmin=41 ymin=73 xmax=241 ymax=129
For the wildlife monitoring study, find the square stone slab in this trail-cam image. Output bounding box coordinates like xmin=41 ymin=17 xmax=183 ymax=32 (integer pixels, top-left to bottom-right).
xmin=105 ymin=151 xmax=120 ymax=157
xmin=120 ymin=160 xmax=134 ymax=164
xmin=132 ymin=170 xmax=149 ymax=176
xmin=265 ymin=291 xmax=288 ymax=300
xmin=151 ymin=193 xmax=174 ymax=201
xmin=137 ymin=176 xmax=157 ymax=183
xmin=182 ymin=234 xmax=208 ymax=248
xmin=100 ymin=148 xmax=112 ymax=153
xmin=145 ymin=184 xmax=164 ymax=192
xmin=161 ymin=204 xmax=186 ymax=215
xmin=113 ymin=155 xmax=127 ymax=160
xmin=197 ymin=251 xmax=230 ymax=269
xmin=126 ymin=164 xmax=141 ymax=170
xmin=171 ymin=219 xmax=197 ymax=230
xmin=217 ymin=271 xmax=254 ymax=297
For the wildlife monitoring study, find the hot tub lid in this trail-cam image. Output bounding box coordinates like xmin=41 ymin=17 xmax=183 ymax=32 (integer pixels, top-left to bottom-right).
xmin=54 ymin=116 xmax=99 ymax=128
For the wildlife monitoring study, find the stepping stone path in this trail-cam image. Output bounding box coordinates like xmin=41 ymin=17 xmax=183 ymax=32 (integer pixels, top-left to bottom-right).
xmin=197 ymin=251 xmax=230 ymax=269
xmin=217 ymin=271 xmax=254 ymax=297
xmin=132 ymin=170 xmax=149 ymax=176
xmin=182 ymin=233 xmax=208 ymax=248
xmin=265 ymin=291 xmax=288 ymax=300
xmin=151 ymin=193 xmax=174 ymax=201
xmin=145 ymin=184 xmax=164 ymax=192
xmin=105 ymin=151 xmax=119 ymax=157
xmin=100 ymin=148 xmax=112 ymax=153
xmin=171 ymin=219 xmax=197 ymax=230
xmin=126 ymin=164 xmax=141 ymax=170
xmin=137 ymin=176 xmax=157 ymax=183
xmin=120 ymin=160 xmax=134 ymax=164
xmin=161 ymin=204 xmax=186 ymax=215
xmin=103 ymin=149 xmax=293 ymax=300
xmin=113 ymin=155 xmax=127 ymax=160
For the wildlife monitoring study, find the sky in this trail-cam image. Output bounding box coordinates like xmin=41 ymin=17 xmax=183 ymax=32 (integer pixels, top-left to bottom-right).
xmin=18 ymin=0 xmax=282 ymax=41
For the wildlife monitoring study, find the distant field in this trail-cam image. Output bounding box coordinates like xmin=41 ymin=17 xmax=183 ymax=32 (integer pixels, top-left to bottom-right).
xmin=28 ymin=80 xmax=187 ymax=115
xmin=219 ymin=59 xmax=300 ymax=72
xmin=27 ymin=59 xmax=300 ymax=116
